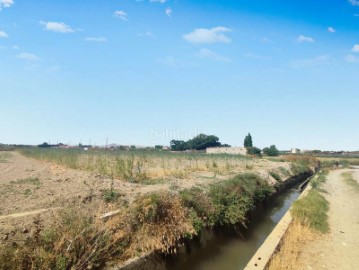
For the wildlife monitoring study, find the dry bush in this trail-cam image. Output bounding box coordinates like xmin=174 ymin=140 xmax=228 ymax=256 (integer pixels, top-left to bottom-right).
xmin=124 ymin=192 xmax=195 ymax=257
xmin=0 ymin=209 xmax=129 ymax=270
xmin=267 ymin=221 xmax=316 ymax=270
xmin=283 ymin=155 xmax=317 ymax=167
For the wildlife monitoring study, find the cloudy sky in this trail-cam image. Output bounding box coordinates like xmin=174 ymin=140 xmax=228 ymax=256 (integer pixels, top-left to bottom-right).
xmin=0 ymin=0 xmax=358 ymax=150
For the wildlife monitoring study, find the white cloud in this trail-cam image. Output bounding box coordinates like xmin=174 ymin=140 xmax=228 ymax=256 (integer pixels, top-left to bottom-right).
xmin=328 ymin=27 xmax=336 ymax=33
xmin=40 ymin=21 xmax=75 ymax=33
xmin=12 ymin=45 xmax=19 ymax=49
xmin=345 ymin=54 xmax=359 ymax=63
xmin=297 ymin=35 xmax=315 ymax=43
xmin=183 ymin=27 xmax=232 ymax=44
xmin=0 ymin=0 xmax=14 ymax=10
xmin=351 ymin=44 xmax=359 ymax=53
xmin=165 ymin=8 xmax=172 ymax=17
xmin=197 ymin=48 xmax=230 ymax=62
xmin=349 ymin=0 xmax=359 ymax=6
xmin=114 ymin=10 xmax=128 ymax=20
xmin=354 ymin=14 xmax=359 ymax=17
xmin=17 ymin=52 xmax=42 ymax=62
xmin=150 ymin=0 xmax=167 ymax=3
xmin=85 ymin=37 xmax=107 ymax=42
xmin=0 ymin=30 xmax=8 ymax=38
xmin=290 ymin=55 xmax=330 ymax=68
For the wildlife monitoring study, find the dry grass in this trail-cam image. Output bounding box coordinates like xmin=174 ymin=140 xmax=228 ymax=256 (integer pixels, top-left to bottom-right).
xmin=341 ymin=172 xmax=359 ymax=191
xmin=0 ymin=192 xmax=196 ymax=270
xmin=19 ymin=148 xmax=252 ymax=183
xmin=267 ymin=221 xmax=316 ymax=270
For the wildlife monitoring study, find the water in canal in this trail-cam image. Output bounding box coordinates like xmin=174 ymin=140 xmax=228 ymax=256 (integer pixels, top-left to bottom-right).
xmin=156 ymin=182 xmax=303 ymax=270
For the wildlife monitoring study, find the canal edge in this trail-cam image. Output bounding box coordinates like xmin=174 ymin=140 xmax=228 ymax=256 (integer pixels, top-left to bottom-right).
xmin=244 ymin=176 xmax=313 ymax=270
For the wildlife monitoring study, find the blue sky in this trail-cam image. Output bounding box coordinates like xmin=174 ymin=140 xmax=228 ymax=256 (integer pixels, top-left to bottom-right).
xmin=0 ymin=0 xmax=358 ymax=150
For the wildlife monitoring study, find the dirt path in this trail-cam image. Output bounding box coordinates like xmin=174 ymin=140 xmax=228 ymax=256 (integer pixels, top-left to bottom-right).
xmin=0 ymin=208 xmax=62 ymax=220
xmin=299 ymin=168 xmax=359 ymax=270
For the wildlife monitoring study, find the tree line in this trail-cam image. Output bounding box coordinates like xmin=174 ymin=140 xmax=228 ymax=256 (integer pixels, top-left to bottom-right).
xmin=170 ymin=132 xmax=279 ymax=156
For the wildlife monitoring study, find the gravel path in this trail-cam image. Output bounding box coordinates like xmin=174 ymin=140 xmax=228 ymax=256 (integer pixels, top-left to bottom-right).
xmin=300 ymin=168 xmax=359 ymax=270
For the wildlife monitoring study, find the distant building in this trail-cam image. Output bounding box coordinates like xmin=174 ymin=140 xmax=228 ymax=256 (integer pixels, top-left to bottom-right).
xmin=206 ymin=147 xmax=247 ymax=155
xmin=291 ymin=148 xmax=301 ymax=154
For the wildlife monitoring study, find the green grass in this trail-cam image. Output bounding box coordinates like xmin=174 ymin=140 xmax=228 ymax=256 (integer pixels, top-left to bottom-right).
xmin=291 ymin=189 xmax=329 ymax=233
xmin=310 ymin=170 xmax=328 ymax=189
xmin=341 ymin=172 xmax=359 ymax=191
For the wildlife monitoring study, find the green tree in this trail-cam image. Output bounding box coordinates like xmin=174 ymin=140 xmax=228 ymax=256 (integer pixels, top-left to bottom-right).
xmin=170 ymin=140 xmax=187 ymax=151
xmin=263 ymin=145 xmax=279 ymax=156
xmin=186 ymin=134 xmax=221 ymax=150
xmin=244 ymin=133 xmax=253 ymax=148
xmin=246 ymin=146 xmax=261 ymax=156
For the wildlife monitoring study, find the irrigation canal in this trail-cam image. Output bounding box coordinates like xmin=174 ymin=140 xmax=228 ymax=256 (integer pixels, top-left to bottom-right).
xmin=148 ymin=180 xmax=305 ymax=270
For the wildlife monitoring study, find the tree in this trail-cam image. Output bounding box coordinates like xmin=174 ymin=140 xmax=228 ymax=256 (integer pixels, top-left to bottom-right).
xmin=170 ymin=134 xmax=226 ymax=151
xmin=186 ymin=134 xmax=221 ymax=150
xmin=38 ymin=142 xmax=50 ymax=148
xmin=246 ymin=146 xmax=261 ymax=156
xmin=263 ymin=145 xmax=279 ymax=156
xmin=170 ymin=140 xmax=187 ymax=151
xmin=244 ymin=133 xmax=253 ymax=148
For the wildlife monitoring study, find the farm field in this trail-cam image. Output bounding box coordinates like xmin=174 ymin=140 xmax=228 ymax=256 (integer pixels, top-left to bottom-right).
xmin=0 ymin=149 xmax=310 ymax=269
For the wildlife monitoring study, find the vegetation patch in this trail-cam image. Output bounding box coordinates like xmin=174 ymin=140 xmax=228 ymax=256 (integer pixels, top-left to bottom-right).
xmin=341 ymin=172 xmax=359 ymax=191
xmin=9 ymin=177 xmax=42 ymax=196
xmin=267 ymin=221 xmax=316 ymax=270
xmin=0 ymin=152 xmax=12 ymax=163
xmin=291 ymin=189 xmax=329 ymax=233
xmin=310 ymin=170 xmax=328 ymax=189
xmin=18 ymin=148 xmax=250 ymax=183
xmin=0 ymin=209 xmax=129 ymax=270
xmin=269 ymin=170 xmax=282 ymax=182
xmin=125 ymin=192 xmax=195 ymax=256
xmin=181 ymin=173 xmax=274 ymax=229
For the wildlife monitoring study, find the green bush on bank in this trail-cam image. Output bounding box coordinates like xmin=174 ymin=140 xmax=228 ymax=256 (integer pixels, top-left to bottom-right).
xmin=181 ymin=173 xmax=274 ymax=229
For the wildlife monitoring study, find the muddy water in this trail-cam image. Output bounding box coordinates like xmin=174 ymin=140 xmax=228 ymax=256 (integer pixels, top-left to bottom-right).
xmin=157 ymin=183 xmax=303 ymax=270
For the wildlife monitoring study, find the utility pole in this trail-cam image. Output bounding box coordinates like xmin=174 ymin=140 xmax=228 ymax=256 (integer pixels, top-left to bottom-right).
xmin=106 ymin=137 xmax=108 ymax=150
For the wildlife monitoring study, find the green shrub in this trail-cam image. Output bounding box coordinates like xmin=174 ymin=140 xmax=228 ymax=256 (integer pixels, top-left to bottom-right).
xmin=263 ymin=145 xmax=279 ymax=156
xmin=269 ymin=170 xmax=282 ymax=182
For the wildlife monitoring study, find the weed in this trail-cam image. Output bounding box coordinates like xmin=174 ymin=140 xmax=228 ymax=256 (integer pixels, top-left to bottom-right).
xmin=103 ymin=189 xmax=120 ymax=203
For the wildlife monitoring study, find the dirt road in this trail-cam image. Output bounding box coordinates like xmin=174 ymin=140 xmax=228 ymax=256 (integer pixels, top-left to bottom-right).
xmin=299 ymin=168 xmax=359 ymax=270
